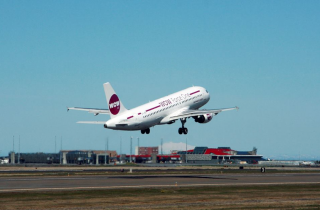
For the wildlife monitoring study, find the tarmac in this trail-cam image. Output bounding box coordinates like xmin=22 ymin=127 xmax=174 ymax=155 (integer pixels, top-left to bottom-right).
xmin=1 ymin=173 xmax=320 ymax=192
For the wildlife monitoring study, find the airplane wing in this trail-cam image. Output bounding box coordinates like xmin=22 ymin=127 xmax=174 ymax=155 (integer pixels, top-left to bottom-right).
xmin=67 ymin=107 xmax=110 ymax=115
xmin=169 ymin=106 xmax=239 ymax=120
xmin=77 ymin=121 xmax=106 ymax=124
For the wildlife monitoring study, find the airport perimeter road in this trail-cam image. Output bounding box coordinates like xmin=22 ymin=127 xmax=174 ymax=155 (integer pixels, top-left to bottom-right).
xmin=1 ymin=173 xmax=320 ymax=192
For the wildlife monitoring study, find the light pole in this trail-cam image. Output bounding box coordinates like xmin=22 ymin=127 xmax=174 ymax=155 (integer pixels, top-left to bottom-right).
xmin=18 ymin=135 xmax=20 ymax=164
xmin=130 ymin=136 xmax=133 ymax=163
xmin=186 ymin=137 xmax=188 ymax=164
xmin=120 ymin=136 xmax=122 ymax=155
xmin=105 ymin=138 xmax=107 ymax=165
xmin=60 ymin=136 xmax=62 ymax=164
xmin=161 ymin=138 xmax=163 ymax=155
xmin=55 ymin=136 xmax=56 ymax=154
xmin=12 ymin=136 xmax=14 ymax=165
xmin=137 ymin=137 xmax=140 ymax=155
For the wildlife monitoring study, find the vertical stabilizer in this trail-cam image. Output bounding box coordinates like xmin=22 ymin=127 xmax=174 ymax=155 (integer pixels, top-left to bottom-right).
xmin=103 ymin=82 xmax=128 ymax=118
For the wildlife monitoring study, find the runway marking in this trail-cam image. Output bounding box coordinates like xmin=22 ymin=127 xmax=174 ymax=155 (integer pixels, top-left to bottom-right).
xmin=5 ymin=177 xmax=87 ymax=181
xmin=1 ymin=182 xmax=320 ymax=192
xmin=6 ymin=179 xmax=40 ymax=181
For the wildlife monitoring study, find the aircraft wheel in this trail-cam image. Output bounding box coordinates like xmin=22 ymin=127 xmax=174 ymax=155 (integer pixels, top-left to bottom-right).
xmin=183 ymin=127 xmax=188 ymax=134
xmin=141 ymin=130 xmax=145 ymax=134
xmin=146 ymin=128 xmax=150 ymax=134
xmin=178 ymin=128 xmax=183 ymax=135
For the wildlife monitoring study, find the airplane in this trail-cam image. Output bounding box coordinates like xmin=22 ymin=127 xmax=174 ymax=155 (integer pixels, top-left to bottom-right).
xmin=67 ymin=82 xmax=238 ymax=135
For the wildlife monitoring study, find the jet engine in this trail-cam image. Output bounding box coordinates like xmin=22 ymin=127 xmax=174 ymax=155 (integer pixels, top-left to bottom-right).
xmin=193 ymin=113 xmax=213 ymax=123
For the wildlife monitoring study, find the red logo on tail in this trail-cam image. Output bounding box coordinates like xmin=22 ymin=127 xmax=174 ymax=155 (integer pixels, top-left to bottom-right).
xmin=109 ymin=94 xmax=120 ymax=115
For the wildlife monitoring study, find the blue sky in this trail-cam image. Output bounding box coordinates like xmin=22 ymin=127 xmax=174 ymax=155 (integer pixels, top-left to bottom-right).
xmin=1 ymin=1 xmax=319 ymax=160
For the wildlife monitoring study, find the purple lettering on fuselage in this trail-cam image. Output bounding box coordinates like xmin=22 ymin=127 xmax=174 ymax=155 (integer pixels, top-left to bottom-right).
xmin=170 ymin=93 xmax=190 ymax=103
xmin=159 ymin=99 xmax=172 ymax=107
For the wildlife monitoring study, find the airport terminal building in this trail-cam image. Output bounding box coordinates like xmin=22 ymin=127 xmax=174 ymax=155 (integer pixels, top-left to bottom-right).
xmin=176 ymin=146 xmax=264 ymax=164
xmin=6 ymin=146 xmax=263 ymax=165
xmin=115 ymin=146 xmax=263 ymax=164
xmin=8 ymin=150 xmax=117 ymax=165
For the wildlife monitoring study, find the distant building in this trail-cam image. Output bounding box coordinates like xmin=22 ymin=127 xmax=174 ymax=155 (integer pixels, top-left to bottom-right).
xmin=174 ymin=146 xmax=264 ymax=164
xmin=135 ymin=146 xmax=158 ymax=155
xmin=60 ymin=150 xmax=117 ymax=164
xmin=8 ymin=150 xmax=117 ymax=165
xmin=0 ymin=157 xmax=9 ymax=164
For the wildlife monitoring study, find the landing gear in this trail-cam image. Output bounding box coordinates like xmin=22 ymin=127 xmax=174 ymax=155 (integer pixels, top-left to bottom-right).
xmin=178 ymin=118 xmax=188 ymax=135
xmin=179 ymin=127 xmax=188 ymax=134
xmin=183 ymin=127 xmax=188 ymax=134
xmin=178 ymin=128 xmax=183 ymax=134
xmin=141 ymin=128 xmax=150 ymax=134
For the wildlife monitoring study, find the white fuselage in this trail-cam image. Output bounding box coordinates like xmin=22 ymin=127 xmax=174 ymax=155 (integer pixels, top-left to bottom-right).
xmin=105 ymin=86 xmax=210 ymax=130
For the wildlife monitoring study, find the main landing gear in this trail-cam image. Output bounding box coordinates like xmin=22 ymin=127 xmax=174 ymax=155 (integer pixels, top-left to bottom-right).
xmin=141 ymin=128 xmax=150 ymax=134
xmin=178 ymin=118 xmax=188 ymax=135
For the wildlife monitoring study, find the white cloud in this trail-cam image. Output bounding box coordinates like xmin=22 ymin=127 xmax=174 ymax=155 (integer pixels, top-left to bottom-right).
xmin=158 ymin=141 xmax=195 ymax=154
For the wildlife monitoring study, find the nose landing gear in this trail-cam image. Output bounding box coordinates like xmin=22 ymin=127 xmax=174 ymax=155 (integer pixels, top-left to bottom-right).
xmin=178 ymin=118 xmax=188 ymax=135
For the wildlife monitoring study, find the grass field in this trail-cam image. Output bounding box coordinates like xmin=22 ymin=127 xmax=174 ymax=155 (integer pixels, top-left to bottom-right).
xmin=1 ymin=184 xmax=320 ymax=209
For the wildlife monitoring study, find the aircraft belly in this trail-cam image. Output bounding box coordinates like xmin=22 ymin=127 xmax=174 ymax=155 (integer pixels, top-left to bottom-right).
xmin=147 ymin=116 xmax=162 ymax=127
xmin=106 ymin=118 xmax=143 ymax=131
xmin=111 ymin=123 xmax=141 ymax=131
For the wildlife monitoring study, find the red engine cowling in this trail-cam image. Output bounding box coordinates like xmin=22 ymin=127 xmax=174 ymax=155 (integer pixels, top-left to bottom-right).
xmin=193 ymin=113 xmax=213 ymax=123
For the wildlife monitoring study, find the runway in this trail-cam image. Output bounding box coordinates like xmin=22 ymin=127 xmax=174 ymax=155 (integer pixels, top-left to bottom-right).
xmin=1 ymin=173 xmax=320 ymax=192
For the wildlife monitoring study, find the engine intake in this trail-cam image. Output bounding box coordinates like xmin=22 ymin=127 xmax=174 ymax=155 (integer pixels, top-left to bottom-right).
xmin=193 ymin=113 xmax=213 ymax=124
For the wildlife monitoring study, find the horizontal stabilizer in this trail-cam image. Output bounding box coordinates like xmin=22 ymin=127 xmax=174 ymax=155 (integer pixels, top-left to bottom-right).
xmin=67 ymin=107 xmax=109 ymax=115
xmin=77 ymin=121 xmax=106 ymax=124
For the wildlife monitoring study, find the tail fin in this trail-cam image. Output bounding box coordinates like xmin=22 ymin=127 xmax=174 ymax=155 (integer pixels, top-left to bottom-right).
xmin=103 ymin=82 xmax=128 ymax=118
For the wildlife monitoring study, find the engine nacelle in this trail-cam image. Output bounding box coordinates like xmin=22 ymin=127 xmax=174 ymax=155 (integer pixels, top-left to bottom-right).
xmin=193 ymin=113 xmax=213 ymax=124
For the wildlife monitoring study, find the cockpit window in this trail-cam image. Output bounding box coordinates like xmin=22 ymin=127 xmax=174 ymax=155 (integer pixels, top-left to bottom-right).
xmin=206 ymin=90 xmax=208 ymax=93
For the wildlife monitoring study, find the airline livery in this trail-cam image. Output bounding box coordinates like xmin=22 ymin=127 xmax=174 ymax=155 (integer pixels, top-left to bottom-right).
xmin=67 ymin=83 xmax=238 ymax=134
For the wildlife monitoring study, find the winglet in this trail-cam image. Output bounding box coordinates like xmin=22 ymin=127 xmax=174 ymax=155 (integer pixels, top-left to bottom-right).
xmin=236 ymin=106 xmax=239 ymax=110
